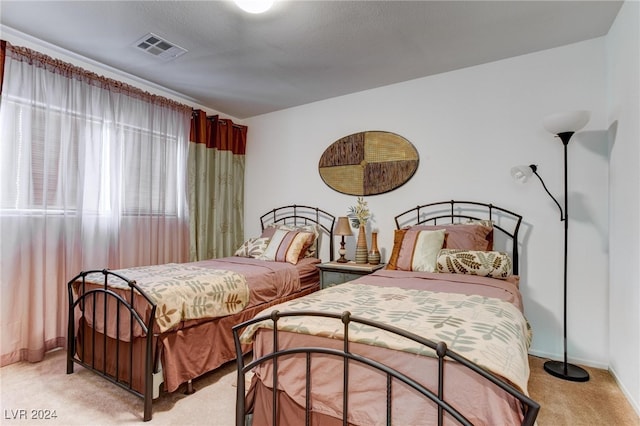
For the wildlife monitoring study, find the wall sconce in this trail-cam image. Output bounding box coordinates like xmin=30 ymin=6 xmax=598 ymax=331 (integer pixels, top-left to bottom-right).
xmin=511 ymin=110 xmax=591 ymax=382
xmin=334 ymin=217 xmax=353 ymax=263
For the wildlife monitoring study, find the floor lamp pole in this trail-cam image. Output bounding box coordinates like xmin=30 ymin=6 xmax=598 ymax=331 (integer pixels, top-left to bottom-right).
xmin=543 ymin=132 xmax=590 ymax=382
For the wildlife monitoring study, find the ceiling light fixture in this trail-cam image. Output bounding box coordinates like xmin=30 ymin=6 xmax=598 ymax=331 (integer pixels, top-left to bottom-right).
xmin=234 ymin=0 xmax=274 ymax=14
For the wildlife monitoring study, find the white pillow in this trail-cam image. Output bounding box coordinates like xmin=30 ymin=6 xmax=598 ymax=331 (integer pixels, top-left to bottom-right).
xmin=411 ymin=229 xmax=446 ymax=272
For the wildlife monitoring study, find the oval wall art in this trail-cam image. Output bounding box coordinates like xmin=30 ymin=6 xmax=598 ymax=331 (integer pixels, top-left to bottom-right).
xmin=318 ymin=131 xmax=419 ymax=196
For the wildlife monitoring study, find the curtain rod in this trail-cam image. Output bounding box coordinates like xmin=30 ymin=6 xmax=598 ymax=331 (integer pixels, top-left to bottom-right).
xmin=192 ymin=109 xmax=245 ymax=128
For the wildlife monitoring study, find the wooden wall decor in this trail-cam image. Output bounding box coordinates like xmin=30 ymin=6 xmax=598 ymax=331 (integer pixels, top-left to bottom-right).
xmin=318 ymin=131 xmax=419 ymax=196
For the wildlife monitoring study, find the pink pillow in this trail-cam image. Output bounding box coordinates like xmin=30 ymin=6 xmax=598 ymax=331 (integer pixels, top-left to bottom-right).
xmin=409 ymin=224 xmax=493 ymax=251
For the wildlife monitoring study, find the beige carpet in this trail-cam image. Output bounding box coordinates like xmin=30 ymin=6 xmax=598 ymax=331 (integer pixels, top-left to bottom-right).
xmin=0 ymin=349 xmax=637 ymax=425
xmin=527 ymin=355 xmax=639 ymax=426
xmin=0 ymin=349 xmax=238 ymax=425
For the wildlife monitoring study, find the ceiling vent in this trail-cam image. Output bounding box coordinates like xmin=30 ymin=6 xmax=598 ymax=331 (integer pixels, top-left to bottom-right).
xmin=133 ymin=33 xmax=187 ymax=60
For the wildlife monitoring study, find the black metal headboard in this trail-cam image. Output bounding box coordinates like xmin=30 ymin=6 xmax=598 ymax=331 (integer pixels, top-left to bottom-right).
xmin=260 ymin=205 xmax=336 ymax=261
xmin=394 ymin=200 xmax=523 ymax=275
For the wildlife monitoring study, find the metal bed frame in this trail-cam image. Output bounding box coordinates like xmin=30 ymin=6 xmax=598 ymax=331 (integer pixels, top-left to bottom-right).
xmin=394 ymin=200 xmax=523 ymax=274
xmin=66 ymin=205 xmax=335 ymax=421
xmin=260 ymin=205 xmax=336 ymax=262
xmin=233 ymin=310 xmax=540 ymax=426
xmin=67 ymin=269 xmax=156 ymax=420
xmin=233 ymin=200 xmax=536 ymax=425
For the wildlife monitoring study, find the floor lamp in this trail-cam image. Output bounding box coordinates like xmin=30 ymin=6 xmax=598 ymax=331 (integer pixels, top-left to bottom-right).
xmin=511 ymin=110 xmax=590 ymax=382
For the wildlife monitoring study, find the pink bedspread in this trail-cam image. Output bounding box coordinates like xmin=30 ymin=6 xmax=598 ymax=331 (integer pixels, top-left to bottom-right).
xmin=74 ymin=256 xmax=320 ymax=339
xmin=72 ymin=256 xmax=321 ymax=393
xmin=359 ymin=269 xmax=524 ymax=311
xmin=246 ymin=269 xmax=531 ymax=425
xmin=192 ymin=256 xmax=319 ymax=309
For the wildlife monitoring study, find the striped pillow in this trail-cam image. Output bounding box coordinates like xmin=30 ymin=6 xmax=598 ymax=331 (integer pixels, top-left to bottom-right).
xmin=392 ymin=229 xmax=446 ymax=272
xmin=261 ymin=224 xmax=320 ymax=258
xmin=259 ymin=229 xmax=314 ymax=264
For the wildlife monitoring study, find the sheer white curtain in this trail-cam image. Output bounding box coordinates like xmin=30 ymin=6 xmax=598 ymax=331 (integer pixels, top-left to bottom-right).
xmin=0 ymin=42 xmax=191 ymax=366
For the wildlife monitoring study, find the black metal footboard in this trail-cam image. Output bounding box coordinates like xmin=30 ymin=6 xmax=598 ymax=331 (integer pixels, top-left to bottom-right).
xmin=233 ymin=310 xmax=540 ymax=426
xmin=67 ymin=270 xmax=157 ymax=422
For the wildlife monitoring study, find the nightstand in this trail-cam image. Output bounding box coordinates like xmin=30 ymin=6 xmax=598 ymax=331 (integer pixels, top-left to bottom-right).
xmin=318 ymin=261 xmax=386 ymax=290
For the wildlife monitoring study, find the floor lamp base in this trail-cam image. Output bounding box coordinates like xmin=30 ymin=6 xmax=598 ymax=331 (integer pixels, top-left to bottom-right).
xmin=544 ymin=360 xmax=590 ymax=382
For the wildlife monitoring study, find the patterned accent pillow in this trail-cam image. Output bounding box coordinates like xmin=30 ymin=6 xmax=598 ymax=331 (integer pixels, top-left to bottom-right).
xmin=258 ymin=229 xmax=315 ymax=264
xmin=234 ymin=237 xmax=270 ymax=258
xmin=436 ymin=249 xmax=512 ymax=279
xmin=387 ymin=229 xmax=445 ymax=272
xmin=261 ymin=224 xmax=321 ymax=258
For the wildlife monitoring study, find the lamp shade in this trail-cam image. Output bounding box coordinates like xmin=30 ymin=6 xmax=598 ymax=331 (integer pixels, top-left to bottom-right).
xmin=543 ymin=110 xmax=590 ymax=135
xmin=335 ymin=217 xmax=353 ymax=236
xmin=511 ymin=165 xmax=535 ymax=184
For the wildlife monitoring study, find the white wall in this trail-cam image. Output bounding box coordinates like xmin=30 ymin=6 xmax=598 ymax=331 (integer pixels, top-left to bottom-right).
xmin=606 ymin=0 xmax=640 ymax=415
xmin=244 ymin=39 xmax=611 ymax=368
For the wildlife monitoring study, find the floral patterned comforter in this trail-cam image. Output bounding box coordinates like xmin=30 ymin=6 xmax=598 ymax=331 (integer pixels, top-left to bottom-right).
xmin=84 ymin=263 xmax=249 ymax=333
xmin=241 ymin=281 xmax=531 ymax=394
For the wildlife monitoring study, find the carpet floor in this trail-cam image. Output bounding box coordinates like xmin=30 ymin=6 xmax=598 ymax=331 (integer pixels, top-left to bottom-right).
xmin=0 ymin=349 xmax=637 ymax=425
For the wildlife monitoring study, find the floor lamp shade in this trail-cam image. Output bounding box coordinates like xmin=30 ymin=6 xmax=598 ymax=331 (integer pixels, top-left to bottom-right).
xmin=543 ymin=110 xmax=590 ymax=135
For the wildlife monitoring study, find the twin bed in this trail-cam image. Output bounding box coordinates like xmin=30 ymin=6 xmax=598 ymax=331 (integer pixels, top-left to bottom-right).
xmin=67 ymin=200 xmax=539 ymax=425
xmin=234 ymin=201 xmax=539 ymax=425
xmin=66 ymin=205 xmax=336 ymax=421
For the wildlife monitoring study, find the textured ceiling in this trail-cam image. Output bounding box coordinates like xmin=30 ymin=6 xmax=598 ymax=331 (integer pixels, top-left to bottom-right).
xmin=0 ymin=1 xmax=623 ymax=119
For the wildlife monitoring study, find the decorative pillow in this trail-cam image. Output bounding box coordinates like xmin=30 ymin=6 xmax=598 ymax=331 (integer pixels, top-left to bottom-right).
xmin=258 ymin=229 xmax=314 ymax=264
xmin=385 ymin=229 xmax=408 ymax=270
xmin=261 ymin=223 xmax=320 ymax=258
xmin=234 ymin=237 xmax=270 ymax=258
xmin=436 ymin=249 xmax=512 ymax=279
xmin=410 ymin=224 xmax=493 ymax=251
xmin=387 ymin=229 xmax=446 ymax=272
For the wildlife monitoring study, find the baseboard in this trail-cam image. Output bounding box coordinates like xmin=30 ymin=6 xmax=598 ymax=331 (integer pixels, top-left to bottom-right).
xmin=609 ymin=365 xmax=640 ymax=418
xmin=527 ymin=349 xmax=609 ymax=370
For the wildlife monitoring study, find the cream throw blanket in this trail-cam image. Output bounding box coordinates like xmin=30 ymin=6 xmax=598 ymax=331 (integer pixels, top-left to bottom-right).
xmin=241 ymin=282 xmax=531 ymax=394
xmin=85 ymin=263 xmax=249 ymax=333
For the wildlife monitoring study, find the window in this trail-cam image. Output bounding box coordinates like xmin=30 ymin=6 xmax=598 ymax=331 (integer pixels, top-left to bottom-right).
xmin=1 ymin=96 xmax=186 ymax=216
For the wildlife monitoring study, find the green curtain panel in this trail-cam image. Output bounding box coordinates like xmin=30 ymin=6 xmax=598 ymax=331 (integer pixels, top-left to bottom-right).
xmin=189 ymin=111 xmax=247 ymax=261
